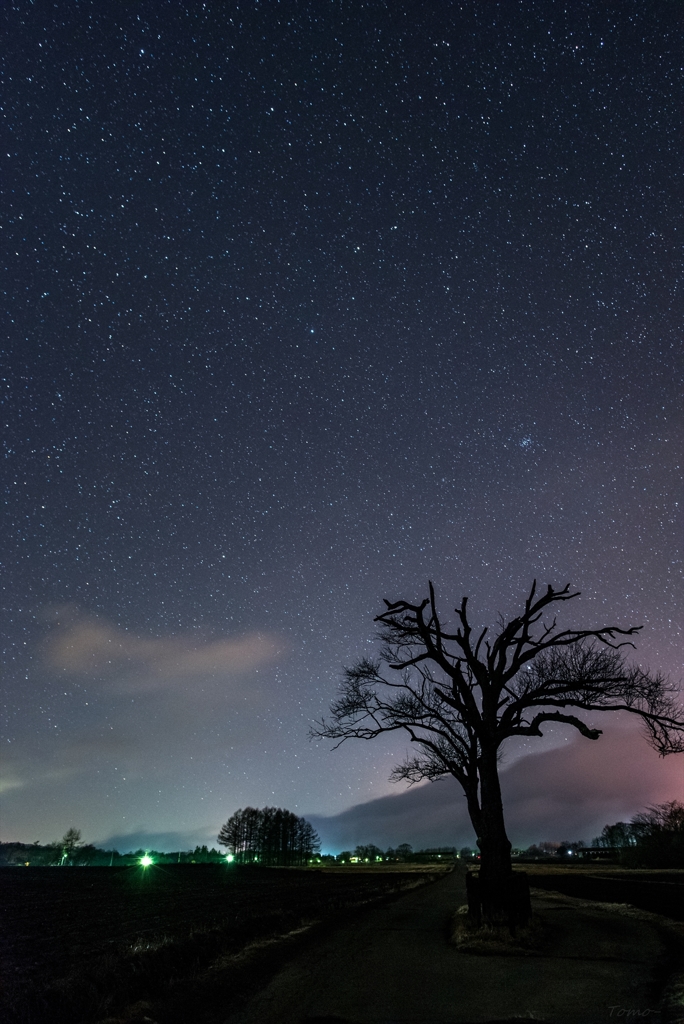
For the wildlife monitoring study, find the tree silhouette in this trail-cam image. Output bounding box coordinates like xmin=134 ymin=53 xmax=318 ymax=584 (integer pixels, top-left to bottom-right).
xmin=353 ymin=843 xmax=384 ymax=861
xmin=59 ymin=827 xmax=83 ymax=865
xmin=630 ymin=801 xmax=684 ymax=868
xmin=312 ymin=581 xmax=684 ymax=924
xmin=218 ymin=806 xmax=321 ymax=865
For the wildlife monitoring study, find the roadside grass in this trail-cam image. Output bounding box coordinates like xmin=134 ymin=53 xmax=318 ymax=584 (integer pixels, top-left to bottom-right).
xmin=518 ymin=863 xmax=684 ymax=879
xmin=450 ymin=904 xmax=548 ymax=955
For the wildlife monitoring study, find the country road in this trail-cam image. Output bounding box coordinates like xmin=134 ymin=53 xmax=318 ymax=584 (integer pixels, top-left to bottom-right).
xmin=231 ymin=866 xmax=678 ymax=1024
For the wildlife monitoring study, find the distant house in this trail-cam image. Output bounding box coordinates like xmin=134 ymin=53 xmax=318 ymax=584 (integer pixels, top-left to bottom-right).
xmin=412 ymin=848 xmax=458 ymax=863
xmin=575 ymin=846 xmax=620 ymax=862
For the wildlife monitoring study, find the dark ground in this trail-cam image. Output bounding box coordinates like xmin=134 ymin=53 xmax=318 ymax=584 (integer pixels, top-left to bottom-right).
xmin=0 ymin=864 xmax=443 ymax=1024
xmin=525 ymin=867 xmax=684 ymax=920
xmin=235 ymin=868 xmax=684 ymax=1024
xmin=2 ymin=864 xmax=683 ymax=1024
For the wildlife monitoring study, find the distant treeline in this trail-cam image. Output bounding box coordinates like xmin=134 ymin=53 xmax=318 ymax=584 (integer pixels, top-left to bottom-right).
xmin=513 ymin=801 xmax=684 ymax=868
xmin=336 ymin=803 xmax=684 ymax=869
xmin=6 ymin=801 xmax=679 ymax=870
xmin=218 ymin=806 xmax=320 ymax=865
xmin=591 ymin=801 xmax=684 ymax=868
xmin=0 ymin=842 xmax=229 ymax=867
xmin=337 ymin=844 xmax=464 ymax=863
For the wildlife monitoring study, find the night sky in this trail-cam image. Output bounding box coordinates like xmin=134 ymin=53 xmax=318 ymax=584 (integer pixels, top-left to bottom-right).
xmin=3 ymin=0 xmax=682 ymax=854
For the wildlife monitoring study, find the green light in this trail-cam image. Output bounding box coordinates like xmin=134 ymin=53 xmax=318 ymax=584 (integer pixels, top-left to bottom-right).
xmin=225 ymin=853 xmax=234 ymax=863
xmin=140 ymin=855 xmax=153 ymax=867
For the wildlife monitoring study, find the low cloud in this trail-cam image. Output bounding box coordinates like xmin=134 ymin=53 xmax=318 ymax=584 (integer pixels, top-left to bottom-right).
xmin=95 ymin=828 xmax=221 ymax=854
xmin=0 ymin=770 xmax=24 ymax=795
xmin=43 ymin=608 xmax=282 ymax=694
xmin=1 ymin=729 xmax=135 ymax=794
xmin=2 ymin=610 xmax=286 ymax=798
xmin=308 ymin=722 xmax=684 ymax=852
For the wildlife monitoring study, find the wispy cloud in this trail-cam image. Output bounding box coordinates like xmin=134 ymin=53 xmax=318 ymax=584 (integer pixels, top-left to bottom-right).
xmin=0 ymin=770 xmax=24 ymax=795
xmin=43 ymin=607 xmax=283 ymax=693
xmin=1 ymin=609 xmax=286 ymax=800
xmin=95 ymin=828 xmax=221 ymax=854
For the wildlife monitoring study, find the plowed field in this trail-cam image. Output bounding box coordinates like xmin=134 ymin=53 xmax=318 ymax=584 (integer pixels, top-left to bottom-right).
xmin=0 ymin=864 xmax=440 ymax=1024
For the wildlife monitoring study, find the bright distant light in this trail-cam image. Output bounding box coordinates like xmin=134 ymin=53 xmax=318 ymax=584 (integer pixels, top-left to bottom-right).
xmin=140 ymin=855 xmax=153 ymax=867
xmin=225 ymin=853 xmax=234 ymax=863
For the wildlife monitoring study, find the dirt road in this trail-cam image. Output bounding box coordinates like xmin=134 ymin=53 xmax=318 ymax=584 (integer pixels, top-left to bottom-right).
xmin=231 ymin=866 xmax=678 ymax=1024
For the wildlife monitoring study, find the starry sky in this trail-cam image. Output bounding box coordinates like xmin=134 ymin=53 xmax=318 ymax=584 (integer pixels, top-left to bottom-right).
xmin=3 ymin=0 xmax=682 ymax=854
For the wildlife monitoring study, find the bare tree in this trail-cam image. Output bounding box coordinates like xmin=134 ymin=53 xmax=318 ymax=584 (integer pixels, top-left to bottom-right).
xmin=629 ymin=800 xmax=684 ymax=868
xmin=60 ymin=827 xmax=83 ymax=865
xmin=311 ymin=581 xmax=684 ymax=924
xmin=218 ymin=807 xmax=320 ymax=865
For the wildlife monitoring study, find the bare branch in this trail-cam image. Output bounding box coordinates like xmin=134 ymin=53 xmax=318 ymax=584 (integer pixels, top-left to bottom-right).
xmin=509 ymin=711 xmax=603 ymax=741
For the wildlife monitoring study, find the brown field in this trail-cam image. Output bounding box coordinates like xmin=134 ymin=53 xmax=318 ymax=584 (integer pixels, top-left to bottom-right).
xmin=520 ymin=863 xmax=684 ymax=920
xmin=0 ymin=863 xmax=445 ymax=1024
xmin=3 ymin=861 xmax=681 ymax=1024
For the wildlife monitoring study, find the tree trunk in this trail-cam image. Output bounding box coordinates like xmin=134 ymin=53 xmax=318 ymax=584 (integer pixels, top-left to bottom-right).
xmin=471 ymin=753 xmax=531 ymax=929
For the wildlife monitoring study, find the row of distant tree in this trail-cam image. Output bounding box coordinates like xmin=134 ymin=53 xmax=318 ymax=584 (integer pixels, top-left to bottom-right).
xmin=0 ymin=831 xmax=232 ymax=868
xmin=334 ymin=844 xmax=466 ymax=863
xmin=3 ymin=801 xmax=681 ymax=869
xmin=334 ymin=802 xmax=684 ymax=869
xmin=591 ymin=801 xmax=684 ymax=868
xmin=0 ymin=828 xmax=106 ymax=867
xmin=516 ymin=802 xmax=684 ymax=868
xmin=217 ymin=806 xmax=320 ymax=865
